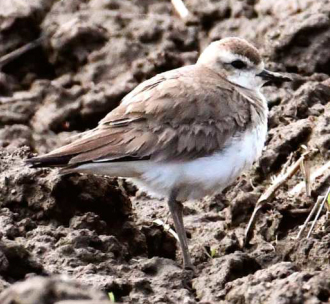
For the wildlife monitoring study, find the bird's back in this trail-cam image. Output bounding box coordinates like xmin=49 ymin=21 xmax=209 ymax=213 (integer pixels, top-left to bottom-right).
xmin=27 ymin=64 xmax=265 ymax=171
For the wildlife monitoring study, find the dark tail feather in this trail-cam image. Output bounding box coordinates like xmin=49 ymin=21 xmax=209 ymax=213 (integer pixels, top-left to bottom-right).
xmin=25 ymin=154 xmax=75 ymax=168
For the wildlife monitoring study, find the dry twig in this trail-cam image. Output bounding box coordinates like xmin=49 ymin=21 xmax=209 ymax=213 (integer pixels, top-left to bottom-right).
xmin=0 ymin=36 xmax=46 ymax=70
xmin=153 ymin=219 xmax=179 ymax=242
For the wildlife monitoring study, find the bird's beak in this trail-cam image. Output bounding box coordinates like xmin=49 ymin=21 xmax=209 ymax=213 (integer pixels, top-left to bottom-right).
xmin=257 ymin=69 xmax=292 ymax=83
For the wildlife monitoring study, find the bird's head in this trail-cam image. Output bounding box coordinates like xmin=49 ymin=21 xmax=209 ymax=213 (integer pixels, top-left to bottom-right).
xmin=197 ymin=37 xmax=291 ymax=90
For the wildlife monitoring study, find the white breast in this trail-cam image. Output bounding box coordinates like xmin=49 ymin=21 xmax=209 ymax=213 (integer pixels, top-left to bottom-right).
xmin=131 ymin=121 xmax=267 ymax=201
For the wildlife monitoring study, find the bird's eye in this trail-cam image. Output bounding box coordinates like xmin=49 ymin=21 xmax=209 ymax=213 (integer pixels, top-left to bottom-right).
xmin=231 ymin=60 xmax=247 ymax=69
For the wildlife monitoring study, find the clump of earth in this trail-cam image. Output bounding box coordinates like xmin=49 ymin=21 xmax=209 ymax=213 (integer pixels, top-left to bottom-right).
xmin=0 ymin=0 xmax=330 ymax=303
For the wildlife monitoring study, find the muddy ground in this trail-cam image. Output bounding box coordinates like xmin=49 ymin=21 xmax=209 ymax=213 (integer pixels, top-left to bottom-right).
xmin=0 ymin=0 xmax=330 ymax=303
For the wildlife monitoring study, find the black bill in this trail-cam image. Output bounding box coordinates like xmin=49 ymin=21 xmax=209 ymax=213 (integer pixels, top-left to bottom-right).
xmin=257 ymin=69 xmax=292 ymax=83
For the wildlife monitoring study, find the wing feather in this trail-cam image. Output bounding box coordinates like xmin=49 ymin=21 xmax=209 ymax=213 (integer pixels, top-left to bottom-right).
xmin=27 ymin=65 xmax=257 ymax=167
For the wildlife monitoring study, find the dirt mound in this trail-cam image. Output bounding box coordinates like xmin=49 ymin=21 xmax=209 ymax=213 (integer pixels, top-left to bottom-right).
xmin=0 ymin=0 xmax=330 ymax=303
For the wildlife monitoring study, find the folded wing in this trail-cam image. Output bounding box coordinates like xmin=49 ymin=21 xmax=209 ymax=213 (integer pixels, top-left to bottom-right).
xmin=27 ymin=65 xmax=253 ymax=168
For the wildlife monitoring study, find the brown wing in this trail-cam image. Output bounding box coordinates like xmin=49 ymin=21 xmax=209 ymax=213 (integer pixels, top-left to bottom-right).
xmin=27 ymin=65 xmax=254 ymax=167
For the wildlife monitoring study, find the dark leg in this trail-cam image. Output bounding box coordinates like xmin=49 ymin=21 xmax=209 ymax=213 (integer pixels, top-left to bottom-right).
xmin=167 ymin=189 xmax=193 ymax=270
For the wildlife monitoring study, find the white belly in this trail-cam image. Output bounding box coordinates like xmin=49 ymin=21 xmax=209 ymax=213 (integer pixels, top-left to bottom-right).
xmin=130 ymin=123 xmax=267 ymax=201
xmin=74 ymin=123 xmax=267 ymax=201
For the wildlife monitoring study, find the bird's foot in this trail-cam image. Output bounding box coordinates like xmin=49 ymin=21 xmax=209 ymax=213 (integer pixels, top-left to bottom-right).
xmin=181 ymin=265 xmax=196 ymax=290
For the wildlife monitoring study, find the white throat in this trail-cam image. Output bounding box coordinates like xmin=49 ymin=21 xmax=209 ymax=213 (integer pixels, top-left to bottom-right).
xmin=227 ymin=71 xmax=264 ymax=91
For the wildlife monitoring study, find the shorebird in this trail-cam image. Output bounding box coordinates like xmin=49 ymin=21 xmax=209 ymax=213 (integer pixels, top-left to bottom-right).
xmin=27 ymin=37 xmax=290 ymax=270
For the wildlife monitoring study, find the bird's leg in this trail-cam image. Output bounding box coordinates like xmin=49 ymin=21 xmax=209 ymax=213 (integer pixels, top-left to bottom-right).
xmin=167 ymin=189 xmax=193 ymax=270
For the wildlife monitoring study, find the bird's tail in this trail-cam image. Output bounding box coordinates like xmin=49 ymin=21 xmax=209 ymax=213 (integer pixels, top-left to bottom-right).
xmin=25 ymin=154 xmax=75 ymax=168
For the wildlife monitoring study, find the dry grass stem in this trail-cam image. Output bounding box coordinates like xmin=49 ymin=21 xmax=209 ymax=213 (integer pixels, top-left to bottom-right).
xmin=289 ymin=160 xmax=330 ymax=196
xmin=245 ymin=152 xmax=310 ymax=242
xmin=171 ymin=0 xmax=190 ymax=19
xmin=258 ymin=152 xmax=309 ymax=204
xmin=301 ymin=159 xmax=311 ymax=196
xmin=307 ymin=186 xmax=330 ymax=238
xmin=296 ymin=196 xmax=323 ymax=239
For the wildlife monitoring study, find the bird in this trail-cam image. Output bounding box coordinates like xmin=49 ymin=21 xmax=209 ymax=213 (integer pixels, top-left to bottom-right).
xmin=26 ymin=37 xmax=291 ymax=271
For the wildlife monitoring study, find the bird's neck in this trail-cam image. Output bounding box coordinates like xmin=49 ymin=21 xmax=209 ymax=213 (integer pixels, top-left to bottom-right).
xmin=238 ymin=87 xmax=268 ymax=127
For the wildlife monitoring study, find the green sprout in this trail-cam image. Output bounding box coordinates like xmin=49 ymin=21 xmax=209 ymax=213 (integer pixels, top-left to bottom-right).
xmin=108 ymin=292 xmax=116 ymax=302
xmin=210 ymin=247 xmax=217 ymax=258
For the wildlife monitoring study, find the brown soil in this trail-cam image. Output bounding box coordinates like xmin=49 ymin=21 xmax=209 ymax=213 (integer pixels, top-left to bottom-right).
xmin=0 ymin=0 xmax=330 ymax=303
